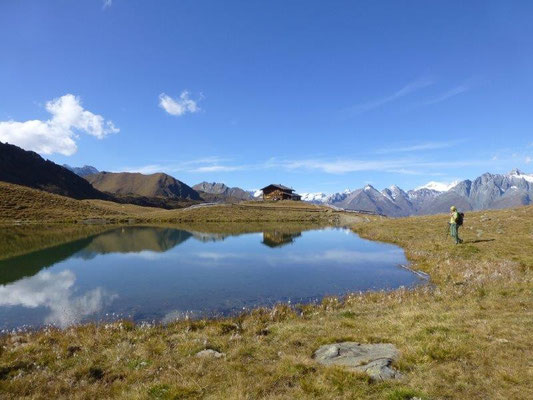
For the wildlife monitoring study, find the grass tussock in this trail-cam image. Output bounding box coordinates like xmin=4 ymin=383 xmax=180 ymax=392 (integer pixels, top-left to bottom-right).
xmin=1 ymin=196 xmax=532 ymax=398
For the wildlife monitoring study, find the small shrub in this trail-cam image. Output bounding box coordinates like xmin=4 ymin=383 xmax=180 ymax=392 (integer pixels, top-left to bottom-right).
xmin=387 ymin=387 xmax=426 ymax=400
xmin=88 ymin=366 xmax=104 ymax=380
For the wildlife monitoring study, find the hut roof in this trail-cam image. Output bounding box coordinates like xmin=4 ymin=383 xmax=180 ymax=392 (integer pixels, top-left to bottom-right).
xmin=261 ymin=184 xmax=294 ymax=192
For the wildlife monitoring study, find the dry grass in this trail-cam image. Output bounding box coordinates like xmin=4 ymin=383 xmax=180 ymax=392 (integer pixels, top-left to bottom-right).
xmin=0 ymin=182 xmax=341 ymax=226
xmin=0 ymin=193 xmax=532 ymax=398
xmin=0 ymin=182 xmax=156 ymax=224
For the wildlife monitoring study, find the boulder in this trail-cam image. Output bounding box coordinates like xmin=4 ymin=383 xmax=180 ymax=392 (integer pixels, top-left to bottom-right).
xmin=195 ymin=349 xmax=225 ymax=359
xmin=313 ymin=342 xmax=402 ymax=381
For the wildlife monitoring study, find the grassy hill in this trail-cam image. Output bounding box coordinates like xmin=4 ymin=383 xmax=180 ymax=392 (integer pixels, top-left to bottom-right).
xmin=86 ymin=172 xmax=201 ymax=200
xmin=0 ymin=181 xmax=157 ymax=224
xmin=0 ymin=203 xmax=531 ymax=398
xmin=0 ymin=141 xmax=108 ymax=200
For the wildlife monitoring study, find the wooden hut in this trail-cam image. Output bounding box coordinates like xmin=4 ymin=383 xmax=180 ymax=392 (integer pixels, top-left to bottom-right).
xmin=261 ymin=184 xmax=302 ymax=201
xmin=262 ymin=231 xmax=302 ymax=248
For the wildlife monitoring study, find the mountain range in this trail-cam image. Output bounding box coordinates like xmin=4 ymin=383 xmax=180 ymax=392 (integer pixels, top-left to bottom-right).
xmin=192 ymin=182 xmax=253 ymax=202
xmin=2 ymin=141 xmax=532 ymax=216
xmin=301 ymin=169 xmax=533 ymax=216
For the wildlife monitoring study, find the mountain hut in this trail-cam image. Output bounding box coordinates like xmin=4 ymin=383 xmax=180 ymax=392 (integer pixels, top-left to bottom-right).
xmin=261 ymin=184 xmax=301 ymax=201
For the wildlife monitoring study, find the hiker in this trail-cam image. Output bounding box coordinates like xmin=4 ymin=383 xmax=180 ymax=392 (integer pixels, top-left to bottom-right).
xmin=449 ymin=206 xmax=463 ymax=244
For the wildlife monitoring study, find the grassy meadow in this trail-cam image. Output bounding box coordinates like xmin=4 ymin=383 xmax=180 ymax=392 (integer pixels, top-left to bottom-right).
xmin=0 ymin=183 xmax=532 ymax=399
xmin=0 ymin=182 xmax=341 ymax=226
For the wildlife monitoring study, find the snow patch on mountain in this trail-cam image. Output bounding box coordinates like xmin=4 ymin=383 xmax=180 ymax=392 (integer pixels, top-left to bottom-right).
xmin=300 ymin=192 xmax=330 ymax=202
xmin=508 ymin=169 xmax=533 ymax=183
xmin=416 ymin=180 xmax=460 ymax=192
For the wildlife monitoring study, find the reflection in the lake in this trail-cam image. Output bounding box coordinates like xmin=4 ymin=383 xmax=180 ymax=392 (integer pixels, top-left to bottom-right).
xmin=0 ymin=270 xmax=116 ymax=328
xmin=0 ymin=237 xmax=95 ymax=285
xmin=78 ymin=227 xmax=193 ymax=257
xmin=0 ymin=226 xmax=424 ymax=330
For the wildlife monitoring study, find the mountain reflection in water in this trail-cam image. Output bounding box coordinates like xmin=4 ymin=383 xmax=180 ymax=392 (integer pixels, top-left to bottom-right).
xmin=0 ymin=226 xmax=423 ymax=330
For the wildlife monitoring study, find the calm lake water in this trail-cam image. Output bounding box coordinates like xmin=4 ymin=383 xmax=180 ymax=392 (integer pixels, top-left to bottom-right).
xmin=0 ymin=226 xmax=424 ymax=330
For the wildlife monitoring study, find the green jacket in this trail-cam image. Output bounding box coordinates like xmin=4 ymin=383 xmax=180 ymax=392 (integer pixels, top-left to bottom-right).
xmin=450 ymin=211 xmax=459 ymax=224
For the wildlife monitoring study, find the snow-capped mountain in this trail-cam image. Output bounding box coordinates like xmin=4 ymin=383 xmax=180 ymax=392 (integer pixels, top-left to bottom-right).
xmin=416 ymin=180 xmax=460 ymax=192
xmin=303 ymin=169 xmax=533 ymax=216
xmin=508 ymin=168 xmax=533 ymax=183
xmin=300 ymin=192 xmax=330 ymax=203
xmin=300 ymin=189 xmax=352 ymax=204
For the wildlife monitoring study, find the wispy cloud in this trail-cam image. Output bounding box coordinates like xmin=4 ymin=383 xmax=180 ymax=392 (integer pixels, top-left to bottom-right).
xmin=376 ymin=140 xmax=465 ymax=154
xmin=191 ymin=165 xmax=244 ymax=173
xmin=122 ymin=154 xmax=496 ymax=177
xmin=342 ymin=77 xmax=434 ymax=115
xmin=102 ymin=0 xmax=112 ymax=10
xmin=271 ymin=158 xmax=409 ymax=174
xmin=120 ymin=157 xmax=243 ymax=175
xmin=266 ymin=156 xmax=495 ymax=175
xmin=159 ymin=91 xmax=201 ymax=116
xmin=422 ymin=85 xmax=470 ymax=106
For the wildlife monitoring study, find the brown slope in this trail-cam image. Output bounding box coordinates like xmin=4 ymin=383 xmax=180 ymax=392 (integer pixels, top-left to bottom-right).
xmin=0 ymin=181 xmax=154 ymax=223
xmin=0 ymin=141 xmax=109 ymax=200
xmin=86 ymin=172 xmax=201 ymax=200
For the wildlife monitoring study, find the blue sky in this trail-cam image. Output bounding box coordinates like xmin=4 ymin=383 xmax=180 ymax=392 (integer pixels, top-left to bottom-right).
xmin=1 ymin=0 xmax=533 ymax=193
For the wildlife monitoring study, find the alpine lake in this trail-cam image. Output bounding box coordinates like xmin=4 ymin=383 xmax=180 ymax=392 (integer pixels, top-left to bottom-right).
xmin=0 ymin=224 xmax=426 ymax=331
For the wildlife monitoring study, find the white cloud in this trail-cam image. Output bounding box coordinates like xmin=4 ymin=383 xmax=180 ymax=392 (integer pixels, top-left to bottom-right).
xmin=526 ymin=156 xmax=532 ymax=164
xmin=159 ymin=91 xmax=201 ymax=116
xmin=102 ymin=0 xmax=112 ymax=9
xmin=0 ymin=94 xmax=118 ymax=156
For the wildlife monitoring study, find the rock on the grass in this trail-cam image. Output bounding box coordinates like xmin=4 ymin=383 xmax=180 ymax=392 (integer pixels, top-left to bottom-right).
xmin=313 ymin=342 xmax=402 ymax=381
xmin=195 ymin=349 xmax=225 ymax=359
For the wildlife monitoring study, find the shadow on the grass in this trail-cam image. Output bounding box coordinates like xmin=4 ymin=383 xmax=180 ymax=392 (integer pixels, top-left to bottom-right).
xmin=465 ymin=239 xmax=496 ymax=244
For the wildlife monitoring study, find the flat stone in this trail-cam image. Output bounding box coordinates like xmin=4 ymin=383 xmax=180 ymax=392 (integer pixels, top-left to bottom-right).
xmin=313 ymin=342 xmax=402 ymax=381
xmin=195 ymin=349 xmax=225 ymax=359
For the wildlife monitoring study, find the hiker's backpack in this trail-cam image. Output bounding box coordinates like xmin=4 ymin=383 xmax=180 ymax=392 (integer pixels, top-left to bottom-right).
xmin=456 ymin=212 xmax=464 ymax=226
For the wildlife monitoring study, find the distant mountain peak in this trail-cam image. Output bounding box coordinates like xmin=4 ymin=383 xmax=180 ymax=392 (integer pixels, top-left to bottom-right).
xmin=508 ymin=168 xmax=533 ymax=182
xmin=192 ymin=181 xmax=252 ymax=201
xmin=63 ymin=164 xmax=99 ymax=177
